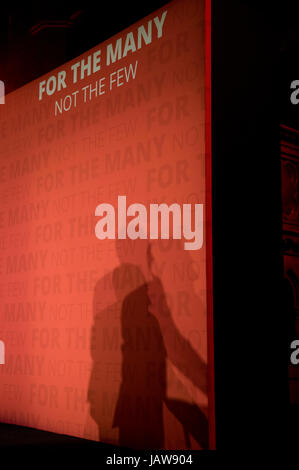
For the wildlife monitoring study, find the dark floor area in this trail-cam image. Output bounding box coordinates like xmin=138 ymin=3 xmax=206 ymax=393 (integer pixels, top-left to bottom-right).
xmin=0 ymin=422 xmax=118 ymax=449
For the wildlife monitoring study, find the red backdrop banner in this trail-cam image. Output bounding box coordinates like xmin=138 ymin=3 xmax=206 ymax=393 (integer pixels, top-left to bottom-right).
xmin=0 ymin=0 xmax=214 ymax=449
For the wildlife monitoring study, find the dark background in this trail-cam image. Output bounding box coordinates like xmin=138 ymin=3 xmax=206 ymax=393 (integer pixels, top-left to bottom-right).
xmin=0 ymin=0 xmax=298 ymax=454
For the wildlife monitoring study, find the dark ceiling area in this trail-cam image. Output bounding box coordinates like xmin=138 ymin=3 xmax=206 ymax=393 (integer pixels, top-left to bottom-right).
xmin=0 ymin=1 xmax=170 ymax=93
xmin=0 ymin=0 xmax=298 ymax=126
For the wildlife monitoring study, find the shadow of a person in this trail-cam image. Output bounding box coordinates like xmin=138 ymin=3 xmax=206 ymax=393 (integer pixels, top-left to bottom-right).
xmin=112 ymin=266 xmax=166 ymax=449
xmin=88 ymin=238 xmax=166 ymax=449
xmin=87 ymin=262 xmax=145 ymax=443
xmin=87 ymin=237 xmax=208 ymax=449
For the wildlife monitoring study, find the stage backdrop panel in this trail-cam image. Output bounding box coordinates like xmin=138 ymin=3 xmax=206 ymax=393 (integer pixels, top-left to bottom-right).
xmin=0 ymin=0 xmax=214 ymax=449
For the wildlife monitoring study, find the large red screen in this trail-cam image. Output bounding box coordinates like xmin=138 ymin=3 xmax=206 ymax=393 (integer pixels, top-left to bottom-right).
xmin=0 ymin=0 xmax=214 ymax=450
